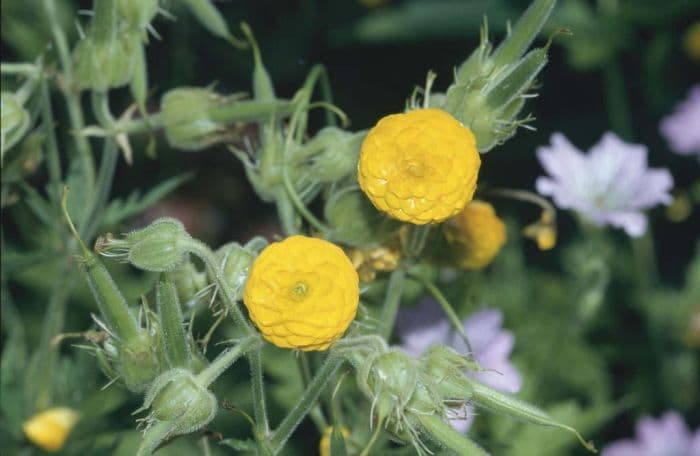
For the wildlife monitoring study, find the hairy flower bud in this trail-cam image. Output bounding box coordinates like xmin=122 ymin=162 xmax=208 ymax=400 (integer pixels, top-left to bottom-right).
xmin=304 ymin=127 xmax=365 ymax=183
xmin=161 ymin=88 xmax=227 ymax=151
xmin=100 ymin=218 xmax=192 ymax=272
xmin=324 ymin=187 xmax=400 ymax=248
xmin=116 ymin=330 xmax=162 ymax=392
xmin=217 ymin=237 xmax=267 ymax=299
xmin=117 ymin=0 xmax=158 ymax=30
xmin=73 ymin=35 xmax=137 ymax=91
xmin=1 ymin=92 xmax=31 ymax=156
xmin=163 ymin=261 xmax=208 ymax=305
xmin=137 ymin=369 xmax=217 ymax=456
xmin=443 ymin=0 xmax=555 ymax=151
xmin=419 ymin=345 xmax=475 ymax=400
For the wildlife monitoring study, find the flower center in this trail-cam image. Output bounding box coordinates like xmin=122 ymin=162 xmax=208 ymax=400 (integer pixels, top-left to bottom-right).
xmin=289 ymin=281 xmax=308 ymax=302
xmin=402 ymin=158 xmax=428 ymax=178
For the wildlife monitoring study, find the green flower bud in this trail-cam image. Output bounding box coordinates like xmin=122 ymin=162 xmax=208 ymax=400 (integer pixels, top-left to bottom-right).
xmin=163 ymin=261 xmax=208 ymax=306
xmin=443 ymin=0 xmax=555 ymax=152
xmin=116 ymin=330 xmax=162 ymax=392
xmin=73 ymin=35 xmax=136 ymax=91
xmin=137 ymin=369 xmax=217 ymax=456
xmin=217 ymin=237 xmax=267 ymax=298
xmin=419 ymin=345 xmax=475 ymax=400
xmin=1 ymin=92 xmax=31 ymax=157
xmin=117 ymin=0 xmax=158 ymax=30
xmin=324 ymin=187 xmax=400 ymax=248
xmin=354 ymin=349 xmax=444 ymax=452
xmin=100 ymin=218 xmax=192 ymax=272
xmin=161 ymin=88 xmax=227 ymax=151
xmin=302 ymin=127 xmax=365 ymax=183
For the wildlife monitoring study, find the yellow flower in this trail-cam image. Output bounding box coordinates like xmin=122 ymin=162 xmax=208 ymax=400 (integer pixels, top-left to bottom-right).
xmin=358 ymin=108 xmax=481 ymax=225
xmin=348 ymin=245 xmax=401 ymax=282
xmin=319 ymin=426 xmax=350 ymax=456
xmin=23 ymin=407 xmax=80 ymax=452
xmin=685 ymin=22 xmax=700 ymax=61
xmin=443 ymin=200 xmax=506 ymax=269
xmin=523 ymin=210 xmax=557 ymax=251
xmin=243 ymin=235 xmax=359 ymax=351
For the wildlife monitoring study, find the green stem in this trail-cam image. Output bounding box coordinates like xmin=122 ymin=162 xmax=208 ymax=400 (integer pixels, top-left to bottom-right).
xmin=416 ymin=414 xmax=489 ymax=456
xmin=40 ymin=79 xmax=62 ymax=204
xmin=196 ymin=336 xmax=258 ymax=387
xmin=359 ymin=417 xmax=384 ymax=456
xmin=378 ymin=268 xmax=406 ymax=340
xmin=0 ymin=63 xmax=40 ymax=76
xmin=208 ymin=99 xmax=296 ymax=123
xmin=249 ymin=347 xmax=270 ymax=436
xmin=184 ymin=239 xmax=254 ymax=335
xmin=91 ymin=0 xmax=118 ymax=43
xmin=269 ymin=357 xmax=344 ymax=453
xmin=410 ymin=273 xmax=473 ymax=354
xmin=297 ymin=353 xmax=328 ymax=432
xmin=406 ymin=225 xmax=432 ymax=258
xmin=41 ymin=0 xmax=95 ymax=193
xmin=183 ymin=239 xmax=270 ymax=435
xmin=603 ymin=60 xmax=633 ymax=141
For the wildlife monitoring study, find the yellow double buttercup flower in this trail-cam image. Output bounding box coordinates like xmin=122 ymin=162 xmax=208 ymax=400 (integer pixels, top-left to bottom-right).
xmin=243 ymin=235 xmax=359 ymax=351
xmin=358 ymin=108 xmax=481 ymax=225
xmin=444 ymin=200 xmax=506 ymax=269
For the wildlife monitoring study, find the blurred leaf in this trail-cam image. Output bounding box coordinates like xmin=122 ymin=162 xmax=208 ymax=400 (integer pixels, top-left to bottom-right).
xmin=331 ymin=0 xmax=514 ymax=45
xmin=99 ymin=173 xmax=192 ymax=230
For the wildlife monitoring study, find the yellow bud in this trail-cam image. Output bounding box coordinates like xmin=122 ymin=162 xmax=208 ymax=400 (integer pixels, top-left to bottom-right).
xmin=319 ymin=426 xmax=350 ymax=456
xmin=685 ymin=22 xmax=700 ymax=61
xmin=523 ymin=212 xmax=557 ymax=251
xmin=23 ymin=407 xmax=79 ymax=452
xmin=444 ymin=200 xmax=506 ymax=269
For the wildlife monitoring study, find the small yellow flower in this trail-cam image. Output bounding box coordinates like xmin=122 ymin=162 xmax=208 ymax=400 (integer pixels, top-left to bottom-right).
xmin=523 ymin=210 xmax=557 ymax=251
xmin=243 ymin=235 xmax=359 ymax=351
xmin=685 ymin=22 xmax=700 ymax=61
xmin=23 ymin=407 xmax=80 ymax=452
xmin=319 ymin=426 xmax=350 ymax=456
xmin=358 ymin=108 xmax=481 ymax=225
xmin=348 ymin=245 xmax=401 ymax=282
xmin=443 ymin=200 xmax=506 ymax=269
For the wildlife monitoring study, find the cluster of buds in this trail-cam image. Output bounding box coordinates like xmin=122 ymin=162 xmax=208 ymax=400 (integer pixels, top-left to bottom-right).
xmin=439 ymin=0 xmax=558 ymax=152
xmin=340 ymin=336 xmax=595 ymax=455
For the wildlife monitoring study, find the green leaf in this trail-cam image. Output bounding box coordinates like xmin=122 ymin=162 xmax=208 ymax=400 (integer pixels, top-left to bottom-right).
xmin=99 ymin=173 xmax=191 ymax=229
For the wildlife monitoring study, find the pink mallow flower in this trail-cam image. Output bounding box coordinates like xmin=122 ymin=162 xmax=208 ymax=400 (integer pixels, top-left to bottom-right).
xmin=536 ymin=132 xmax=673 ymax=237
xmin=602 ymin=411 xmax=700 ymax=456
xmin=398 ymin=298 xmax=522 ymax=432
xmin=660 ymin=85 xmax=700 ymax=160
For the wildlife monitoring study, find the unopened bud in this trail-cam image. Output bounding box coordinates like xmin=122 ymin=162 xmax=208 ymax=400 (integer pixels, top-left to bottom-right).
xmin=117 ymin=0 xmax=159 ymax=30
xmin=324 ymin=187 xmax=400 ymax=248
xmin=303 ymin=127 xmax=364 ymax=183
xmin=161 ymin=88 xmax=226 ymax=151
xmin=419 ymin=345 xmax=474 ymax=400
xmin=100 ymin=218 xmax=192 ymax=272
xmin=73 ymin=35 xmax=137 ymax=91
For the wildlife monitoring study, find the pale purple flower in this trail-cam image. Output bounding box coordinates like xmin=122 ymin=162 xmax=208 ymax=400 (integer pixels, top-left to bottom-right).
xmin=397 ymin=298 xmax=522 ymax=432
xmin=535 ymin=132 xmax=673 ymax=237
xmin=602 ymin=411 xmax=700 ymax=456
xmin=660 ymin=85 xmax=700 ymax=159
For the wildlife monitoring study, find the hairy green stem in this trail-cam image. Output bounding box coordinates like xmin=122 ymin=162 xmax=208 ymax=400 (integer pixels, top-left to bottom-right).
xmin=269 ymin=357 xmax=344 ymax=453
xmin=41 ymin=0 xmax=95 ymax=193
xmin=196 ymin=335 xmax=258 ymax=387
xmin=297 ymin=353 xmax=329 ymax=432
xmin=40 ymin=79 xmax=63 ymax=204
xmin=183 ymin=239 xmax=269 ymax=435
xmin=378 ymin=268 xmax=406 ymax=339
xmin=410 ymin=273 xmax=473 ymax=354
xmin=416 ymin=414 xmax=489 ymax=456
